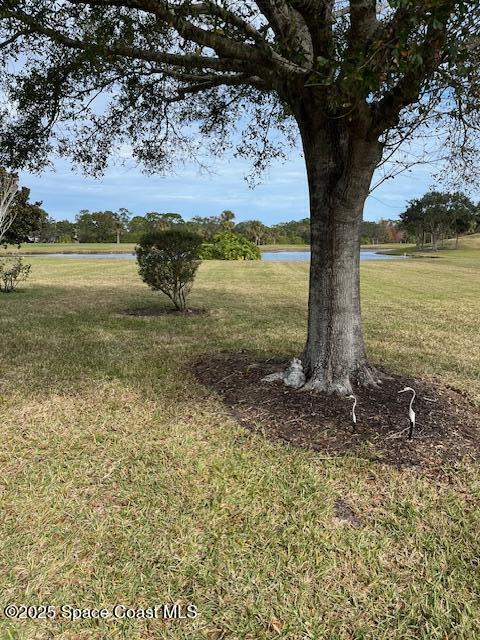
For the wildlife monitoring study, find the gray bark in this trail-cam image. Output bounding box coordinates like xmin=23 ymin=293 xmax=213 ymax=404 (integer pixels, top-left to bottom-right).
xmin=0 ymin=172 xmax=19 ymax=245
xmin=297 ymin=109 xmax=383 ymax=393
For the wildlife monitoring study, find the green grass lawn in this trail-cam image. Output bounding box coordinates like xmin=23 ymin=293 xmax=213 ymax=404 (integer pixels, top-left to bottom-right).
xmin=386 ymin=233 xmax=480 ymax=256
xmin=3 ymin=241 xmax=409 ymax=255
xmin=0 ymin=250 xmax=479 ymax=639
xmin=2 ymin=242 xmax=137 ymax=254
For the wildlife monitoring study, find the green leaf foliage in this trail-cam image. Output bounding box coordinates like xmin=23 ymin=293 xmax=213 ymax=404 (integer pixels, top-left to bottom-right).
xmin=0 ymin=256 xmax=31 ymax=292
xmin=199 ymin=232 xmax=261 ymax=261
xmin=136 ymin=228 xmax=203 ymax=311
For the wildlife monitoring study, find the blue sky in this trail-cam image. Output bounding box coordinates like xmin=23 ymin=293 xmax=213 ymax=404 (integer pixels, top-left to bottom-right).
xmin=19 ymin=149 xmax=474 ymax=225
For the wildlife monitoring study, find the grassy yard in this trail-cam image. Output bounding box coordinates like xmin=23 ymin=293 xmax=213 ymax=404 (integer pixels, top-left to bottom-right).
xmin=0 ymin=249 xmax=479 ymax=639
xmin=4 ymin=241 xmax=409 ymax=255
xmin=387 ymin=233 xmax=480 ymax=256
xmin=3 ymin=242 xmax=137 ymax=254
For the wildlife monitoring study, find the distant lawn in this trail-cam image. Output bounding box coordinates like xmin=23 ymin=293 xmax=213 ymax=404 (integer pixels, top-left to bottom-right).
xmin=454 ymin=233 xmax=480 ymax=250
xmin=0 ymin=249 xmax=479 ymax=638
xmin=435 ymin=233 xmax=480 ymax=251
xmin=2 ymin=242 xmax=137 ymax=254
xmin=6 ymin=241 xmax=304 ymax=254
xmin=361 ymin=242 xmax=413 ymax=251
xmin=386 ymin=233 xmax=480 ymax=256
xmin=3 ymin=240 xmax=414 ymax=255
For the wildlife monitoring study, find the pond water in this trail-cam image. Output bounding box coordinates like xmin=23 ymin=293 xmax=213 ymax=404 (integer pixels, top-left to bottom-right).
xmin=29 ymin=249 xmax=405 ymax=261
xmin=262 ymin=250 xmax=405 ymax=261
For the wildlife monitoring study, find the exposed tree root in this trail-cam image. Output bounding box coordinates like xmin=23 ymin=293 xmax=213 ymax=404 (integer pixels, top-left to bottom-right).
xmin=264 ymin=358 xmax=387 ymax=396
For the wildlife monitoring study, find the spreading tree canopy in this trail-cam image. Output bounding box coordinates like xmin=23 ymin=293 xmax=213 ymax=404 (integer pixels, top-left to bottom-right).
xmin=0 ymin=0 xmax=479 ymax=393
xmin=399 ymin=191 xmax=478 ymax=249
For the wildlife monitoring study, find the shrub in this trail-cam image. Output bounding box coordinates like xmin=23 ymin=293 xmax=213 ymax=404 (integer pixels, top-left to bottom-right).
xmin=0 ymin=256 xmax=31 ymax=293
xmin=136 ymin=229 xmax=203 ymax=311
xmin=199 ymin=232 xmax=261 ymax=260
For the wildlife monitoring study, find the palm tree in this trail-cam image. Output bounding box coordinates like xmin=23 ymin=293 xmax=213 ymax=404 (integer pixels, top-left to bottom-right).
xmin=220 ymin=210 xmax=235 ymax=232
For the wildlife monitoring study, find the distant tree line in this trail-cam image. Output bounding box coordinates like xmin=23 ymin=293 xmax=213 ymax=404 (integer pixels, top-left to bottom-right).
xmin=36 ymin=208 xmax=312 ymax=245
xmin=361 ymin=220 xmax=405 ymax=245
xmin=11 ymin=192 xmax=480 ymax=248
xmin=32 ymin=210 xmax=411 ymax=246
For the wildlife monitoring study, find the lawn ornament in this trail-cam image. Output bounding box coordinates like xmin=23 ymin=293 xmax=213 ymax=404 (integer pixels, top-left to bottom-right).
xmin=398 ymin=387 xmax=416 ymax=439
xmin=347 ymin=394 xmax=357 ymax=432
xmin=283 ymin=357 xmax=306 ymax=389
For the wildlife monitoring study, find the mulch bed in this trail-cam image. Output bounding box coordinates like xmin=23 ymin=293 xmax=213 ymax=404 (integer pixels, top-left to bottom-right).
xmin=194 ymin=353 xmax=480 ymax=471
xmin=121 ymin=307 xmax=207 ymax=317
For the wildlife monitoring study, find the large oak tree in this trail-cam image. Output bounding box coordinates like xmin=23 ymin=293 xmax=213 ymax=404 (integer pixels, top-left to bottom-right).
xmin=0 ymin=0 xmax=479 ymax=392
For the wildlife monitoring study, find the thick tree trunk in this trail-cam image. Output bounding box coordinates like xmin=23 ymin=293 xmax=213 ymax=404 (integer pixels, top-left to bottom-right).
xmin=297 ymin=113 xmax=383 ymax=394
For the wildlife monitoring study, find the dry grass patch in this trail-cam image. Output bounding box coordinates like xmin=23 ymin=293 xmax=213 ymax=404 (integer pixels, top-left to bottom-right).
xmin=0 ymin=254 xmax=479 ymax=638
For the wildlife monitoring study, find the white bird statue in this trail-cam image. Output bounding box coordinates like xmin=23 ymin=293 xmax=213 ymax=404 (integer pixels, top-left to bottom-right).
xmin=347 ymin=395 xmax=357 ymax=432
xmin=398 ymin=387 xmax=416 ymax=439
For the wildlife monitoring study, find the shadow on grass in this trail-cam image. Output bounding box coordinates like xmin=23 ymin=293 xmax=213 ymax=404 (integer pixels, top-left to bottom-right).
xmin=0 ymin=282 xmax=304 ymax=400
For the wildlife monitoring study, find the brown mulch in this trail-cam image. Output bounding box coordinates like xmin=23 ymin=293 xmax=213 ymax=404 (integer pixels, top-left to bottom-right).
xmin=121 ymin=307 xmax=207 ymax=317
xmin=194 ymin=353 xmax=480 ymax=471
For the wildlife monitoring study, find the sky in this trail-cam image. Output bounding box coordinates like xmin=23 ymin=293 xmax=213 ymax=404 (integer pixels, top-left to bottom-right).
xmin=19 ymin=147 xmax=476 ymax=225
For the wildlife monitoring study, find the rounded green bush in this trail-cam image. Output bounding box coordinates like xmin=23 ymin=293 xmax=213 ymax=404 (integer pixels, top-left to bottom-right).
xmin=199 ymin=232 xmax=261 ymax=260
xmin=136 ymin=229 xmax=203 ymax=311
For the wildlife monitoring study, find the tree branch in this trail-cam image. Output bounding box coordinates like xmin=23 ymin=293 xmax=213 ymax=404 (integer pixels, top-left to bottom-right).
xmin=349 ymin=0 xmax=378 ymax=43
xmin=164 ymin=73 xmax=265 ymax=102
xmin=370 ymin=1 xmax=458 ymax=132
xmin=0 ymin=29 xmax=26 ymax=48
xmin=287 ymin=0 xmax=334 ymax=59
xmin=372 ymin=29 xmax=447 ymax=131
xmin=65 ymin=0 xmax=307 ymax=75
xmin=2 ymin=7 xmax=262 ymax=76
xmin=254 ymin=0 xmax=293 ymax=40
xmin=69 ymin=0 xmax=267 ymax=46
